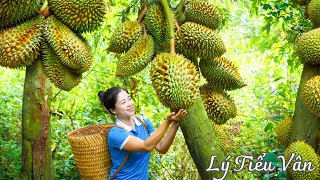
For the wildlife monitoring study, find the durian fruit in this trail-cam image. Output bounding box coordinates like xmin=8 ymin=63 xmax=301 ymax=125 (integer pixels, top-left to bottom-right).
xmin=116 ymin=35 xmax=155 ymax=78
xmin=175 ymin=22 xmax=226 ymax=62
xmin=185 ymin=1 xmax=222 ymax=30
xmin=42 ymin=43 xmax=82 ymax=91
xmin=296 ymin=28 xmax=320 ymax=65
xmin=69 ymin=45 xmax=93 ymax=75
xmin=212 ymin=123 xmax=231 ymax=151
xmin=0 ymin=16 xmax=43 ymax=68
xmin=302 ymin=76 xmax=320 ymax=116
xmin=200 ymin=57 xmax=246 ymax=91
xmin=150 ymin=53 xmax=201 ymax=109
xmin=275 ymin=116 xmax=293 ymax=147
xmin=43 ymin=16 xmax=93 ymax=72
xmin=284 ymin=141 xmax=319 ymax=180
xmin=0 ymin=0 xmax=42 ymax=29
xmin=308 ymin=0 xmax=320 ymax=28
xmin=200 ymin=86 xmax=237 ymax=125
xmin=108 ymin=21 xmax=143 ymax=53
xmin=48 ymin=0 xmax=106 ymax=33
xmin=144 ymin=5 xmax=175 ymax=45
xmin=317 ymin=131 xmax=320 ymax=156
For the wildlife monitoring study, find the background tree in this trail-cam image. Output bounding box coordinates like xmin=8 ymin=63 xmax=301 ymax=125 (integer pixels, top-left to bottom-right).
xmin=251 ymin=0 xmax=320 ymax=179
xmin=0 ymin=0 xmax=106 ymax=178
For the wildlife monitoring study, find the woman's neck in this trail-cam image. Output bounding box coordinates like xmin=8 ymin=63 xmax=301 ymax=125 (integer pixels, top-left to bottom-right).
xmin=117 ymin=115 xmax=134 ymax=126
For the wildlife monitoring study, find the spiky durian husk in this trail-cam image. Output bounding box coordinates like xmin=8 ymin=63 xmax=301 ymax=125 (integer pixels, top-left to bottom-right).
xmin=200 ymin=57 xmax=246 ymax=91
xmin=175 ymin=22 xmax=226 ymax=62
xmin=144 ymin=5 xmax=175 ymax=45
xmin=200 ymin=86 xmax=237 ymax=125
xmin=0 ymin=0 xmax=42 ymax=29
xmin=308 ymin=0 xmax=320 ymax=28
xmin=67 ymin=44 xmax=93 ymax=75
xmin=302 ymin=76 xmax=320 ymax=116
xmin=275 ymin=117 xmax=293 ymax=147
xmin=0 ymin=16 xmax=43 ymax=68
xmin=296 ymin=28 xmax=320 ymax=65
xmin=108 ymin=21 xmax=142 ymax=53
xmin=285 ymin=141 xmax=320 ymax=180
xmin=150 ymin=53 xmax=200 ymax=109
xmin=48 ymin=0 xmax=106 ymax=33
xmin=212 ymin=123 xmax=230 ymax=151
xmin=42 ymin=43 xmax=82 ymax=91
xmin=43 ymin=16 xmax=93 ymax=72
xmin=185 ymin=1 xmax=222 ymax=30
xmin=116 ymin=35 xmax=155 ymax=78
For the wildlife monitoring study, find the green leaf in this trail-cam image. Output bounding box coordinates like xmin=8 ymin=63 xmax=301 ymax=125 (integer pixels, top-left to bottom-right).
xmin=263 ymin=152 xmax=277 ymax=163
xmin=264 ymin=123 xmax=273 ymax=132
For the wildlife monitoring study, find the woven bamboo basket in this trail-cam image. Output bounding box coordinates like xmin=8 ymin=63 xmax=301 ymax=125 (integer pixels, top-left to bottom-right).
xmin=68 ymin=124 xmax=115 ymax=180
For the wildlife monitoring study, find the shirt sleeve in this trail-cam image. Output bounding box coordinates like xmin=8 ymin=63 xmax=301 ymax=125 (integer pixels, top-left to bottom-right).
xmin=108 ymin=127 xmax=130 ymax=150
xmin=141 ymin=114 xmax=156 ymax=135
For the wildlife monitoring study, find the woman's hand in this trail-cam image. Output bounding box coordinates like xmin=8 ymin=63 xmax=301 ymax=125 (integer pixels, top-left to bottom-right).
xmin=166 ymin=109 xmax=187 ymax=122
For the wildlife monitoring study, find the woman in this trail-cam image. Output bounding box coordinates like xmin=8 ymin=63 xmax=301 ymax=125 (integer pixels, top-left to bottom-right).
xmin=98 ymin=86 xmax=187 ymax=180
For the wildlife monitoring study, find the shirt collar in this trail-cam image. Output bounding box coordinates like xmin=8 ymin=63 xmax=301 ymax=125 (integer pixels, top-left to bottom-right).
xmin=115 ymin=116 xmax=142 ymax=131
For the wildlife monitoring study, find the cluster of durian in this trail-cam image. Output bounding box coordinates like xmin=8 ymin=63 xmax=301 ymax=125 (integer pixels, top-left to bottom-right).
xmin=0 ymin=0 xmax=106 ymax=91
xmin=275 ymin=116 xmax=293 ymax=147
xmin=108 ymin=0 xmax=245 ymax=112
xmin=295 ymin=0 xmax=320 ymax=117
xmin=284 ymin=141 xmax=320 ymax=180
xmin=175 ymin=1 xmax=245 ymax=123
xmin=108 ymin=2 xmax=201 ymax=109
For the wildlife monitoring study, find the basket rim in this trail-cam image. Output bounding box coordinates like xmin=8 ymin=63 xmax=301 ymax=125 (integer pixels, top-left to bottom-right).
xmin=68 ymin=123 xmax=115 ymax=139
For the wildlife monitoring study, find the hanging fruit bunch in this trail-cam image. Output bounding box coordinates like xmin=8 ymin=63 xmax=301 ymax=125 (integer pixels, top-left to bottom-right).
xmin=108 ymin=0 xmax=246 ymax=126
xmin=0 ymin=0 xmax=107 ymax=91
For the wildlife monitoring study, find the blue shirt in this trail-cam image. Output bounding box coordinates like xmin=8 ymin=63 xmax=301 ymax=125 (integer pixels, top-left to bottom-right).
xmin=107 ymin=115 xmax=155 ymax=180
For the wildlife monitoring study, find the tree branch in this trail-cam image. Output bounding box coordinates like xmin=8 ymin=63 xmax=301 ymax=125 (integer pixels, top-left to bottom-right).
xmin=160 ymin=0 xmax=175 ymax=54
xmin=138 ymin=5 xmax=148 ymax=23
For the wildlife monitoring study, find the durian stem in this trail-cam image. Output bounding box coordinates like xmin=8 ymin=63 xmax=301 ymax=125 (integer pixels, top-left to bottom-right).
xmin=38 ymin=0 xmax=50 ymax=18
xmin=137 ymin=6 xmax=148 ymax=23
xmin=169 ymin=39 xmax=175 ymax=54
xmin=142 ymin=23 xmax=147 ymax=35
xmin=160 ymin=0 xmax=175 ymax=54
xmin=38 ymin=7 xmax=51 ymax=18
xmin=176 ymin=21 xmax=180 ymax=30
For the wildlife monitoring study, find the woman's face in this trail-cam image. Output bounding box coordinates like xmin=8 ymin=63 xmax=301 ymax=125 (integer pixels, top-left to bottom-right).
xmin=111 ymin=90 xmax=135 ymax=117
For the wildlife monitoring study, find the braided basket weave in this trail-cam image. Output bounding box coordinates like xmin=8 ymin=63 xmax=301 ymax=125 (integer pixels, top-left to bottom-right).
xmin=68 ymin=124 xmax=115 ymax=180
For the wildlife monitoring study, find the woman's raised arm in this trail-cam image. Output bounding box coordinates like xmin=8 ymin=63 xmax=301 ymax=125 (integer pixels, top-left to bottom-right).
xmin=122 ymin=109 xmax=187 ymax=152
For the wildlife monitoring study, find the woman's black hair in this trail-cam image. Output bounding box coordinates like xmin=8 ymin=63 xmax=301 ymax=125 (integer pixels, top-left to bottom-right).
xmin=98 ymin=87 xmax=128 ymax=114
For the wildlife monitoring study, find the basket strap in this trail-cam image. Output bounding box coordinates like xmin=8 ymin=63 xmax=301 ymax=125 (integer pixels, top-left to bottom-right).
xmin=109 ymin=152 xmax=130 ymax=180
xmin=134 ymin=115 xmax=149 ymax=133
xmin=109 ymin=125 xmax=130 ymax=180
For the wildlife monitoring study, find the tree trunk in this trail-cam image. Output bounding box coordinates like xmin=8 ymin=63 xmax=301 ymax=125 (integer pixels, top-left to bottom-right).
xmin=21 ymin=60 xmax=53 ymax=179
xmin=290 ymin=63 xmax=320 ymax=147
xmin=176 ymin=97 xmax=235 ymax=180
xmin=288 ymin=63 xmax=320 ymax=179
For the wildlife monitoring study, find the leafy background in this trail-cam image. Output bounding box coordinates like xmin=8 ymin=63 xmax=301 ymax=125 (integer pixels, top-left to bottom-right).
xmin=0 ymin=0 xmax=312 ymax=179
